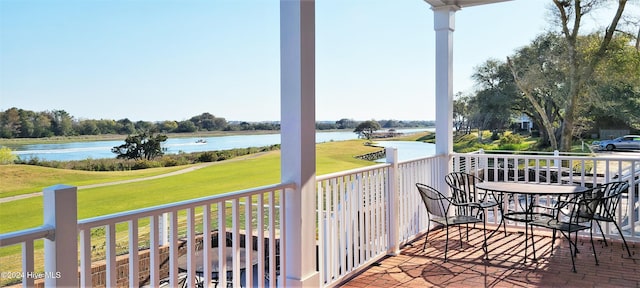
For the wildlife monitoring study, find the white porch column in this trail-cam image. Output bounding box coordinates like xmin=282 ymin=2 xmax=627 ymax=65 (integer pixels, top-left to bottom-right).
xmin=433 ymin=5 xmax=458 ymax=191
xmin=280 ymin=0 xmax=320 ymax=287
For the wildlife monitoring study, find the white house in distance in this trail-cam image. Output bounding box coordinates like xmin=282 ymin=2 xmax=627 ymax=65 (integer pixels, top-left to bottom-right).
xmin=515 ymin=114 xmax=532 ymax=132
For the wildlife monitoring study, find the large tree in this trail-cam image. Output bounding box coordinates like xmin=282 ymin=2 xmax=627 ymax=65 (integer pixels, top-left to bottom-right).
xmin=354 ymin=120 xmax=381 ymax=140
xmin=553 ymin=0 xmax=629 ymax=151
xmin=111 ymin=132 xmax=168 ymax=160
xmin=507 ymin=33 xmax=568 ymax=149
xmin=453 ymin=92 xmax=472 ymax=134
xmin=471 ymin=59 xmax=520 ymax=134
xmin=587 ymin=33 xmax=640 ymax=130
xmin=505 ymin=1 xmax=632 ymax=150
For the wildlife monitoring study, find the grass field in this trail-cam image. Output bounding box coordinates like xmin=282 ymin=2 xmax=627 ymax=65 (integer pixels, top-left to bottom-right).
xmin=0 ymin=165 xmax=189 ymax=198
xmin=0 ymin=138 xmax=383 ymax=285
xmin=0 ymin=139 xmax=381 ymax=233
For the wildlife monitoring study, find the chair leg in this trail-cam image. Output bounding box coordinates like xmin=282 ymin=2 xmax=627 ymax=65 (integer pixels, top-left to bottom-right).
xmin=482 ymin=219 xmax=488 ymax=260
xmin=611 ymin=220 xmax=632 ymax=257
xmin=568 ymin=231 xmax=577 ymax=273
xmin=444 ymin=226 xmax=450 ymax=262
xmin=422 ymin=228 xmax=430 ymax=251
xmin=594 ymin=220 xmax=609 ymax=247
xmin=530 ymin=224 xmax=537 ymax=261
xmin=590 ymin=226 xmax=599 ymax=266
xmin=550 ymin=229 xmax=557 ymax=255
xmin=524 ymin=223 xmax=529 ymax=263
xmin=502 ymin=215 xmax=508 ymax=237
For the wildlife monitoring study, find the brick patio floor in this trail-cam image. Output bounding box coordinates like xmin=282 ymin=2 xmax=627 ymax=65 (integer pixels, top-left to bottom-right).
xmin=339 ymin=226 xmax=639 ymax=287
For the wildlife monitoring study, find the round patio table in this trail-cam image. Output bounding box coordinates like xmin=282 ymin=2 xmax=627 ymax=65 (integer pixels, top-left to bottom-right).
xmin=475 ymin=182 xmax=590 ymax=262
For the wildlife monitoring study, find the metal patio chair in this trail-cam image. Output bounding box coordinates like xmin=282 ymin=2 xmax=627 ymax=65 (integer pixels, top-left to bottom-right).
xmin=415 ymin=183 xmax=487 ymax=262
xmin=588 ymin=181 xmax=632 ymax=257
xmin=529 ymin=187 xmax=601 ymax=272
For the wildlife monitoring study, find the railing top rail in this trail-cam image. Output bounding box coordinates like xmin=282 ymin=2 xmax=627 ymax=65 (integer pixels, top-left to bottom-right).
xmin=398 ymin=154 xmax=442 ymax=165
xmin=0 ymin=225 xmax=54 ymax=247
xmin=487 ymin=150 xmax=593 ymax=156
xmin=317 ymin=163 xmax=390 ymax=181
xmin=77 ymin=182 xmax=294 ymax=230
xmin=453 ymin=151 xmax=640 ymax=162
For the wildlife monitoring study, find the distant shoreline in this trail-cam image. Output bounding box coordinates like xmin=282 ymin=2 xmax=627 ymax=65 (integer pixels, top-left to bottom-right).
xmin=0 ymin=128 xmax=433 ymax=146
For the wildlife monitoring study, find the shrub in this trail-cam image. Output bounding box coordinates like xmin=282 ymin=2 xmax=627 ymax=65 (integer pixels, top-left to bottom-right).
xmin=0 ymin=146 xmax=17 ymax=164
xmin=500 ymin=133 xmax=524 ymax=145
xmin=132 ymin=160 xmax=160 ymax=170
xmin=160 ymin=157 xmax=179 ymax=167
xmin=498 ymin=143 xmax=529 ymax=151
xmin=198 ymin=152 xmax=218 ymax=162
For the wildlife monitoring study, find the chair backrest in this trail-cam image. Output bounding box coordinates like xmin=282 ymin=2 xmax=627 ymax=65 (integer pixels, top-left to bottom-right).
xmin=415 ymin=183 xmax=448 ymax=217
xmin=594 ymin=181 xmax=629 ymax=220
xmin=444 ymin=172 xmax=481 ymax=204
xmin=568 ymin=188 xmax=602 ymax=224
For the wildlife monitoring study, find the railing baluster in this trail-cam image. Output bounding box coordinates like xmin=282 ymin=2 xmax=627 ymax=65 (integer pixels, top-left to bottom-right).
xmin=202 ymin=204 xmax=212 ymax=288
xmin=128 ymin=220 xmax=139 ymax=288
xmin=244 ymin=196 xmax=253 ymax=288
xmin=79 ymin=228 xmax=91 ymax=287
xmin=168 ymin=211 xmax=179 ymax=287
xmin=186 ymin=208 xmax=196 ymax=288
xmin=105 ymin=223 xmax=116 ymax=287
xmin=217 ymin=201 xmax=227 ymax=286
xmin=257 ymin=193 xmax=265 ymax=286
xmin=231 ymin=199 xmax=240 ymax=287
xmin=267 ymin=191 xmax=276 ymax=287
xmin=22 ymin=240 xmax=34 ymax=288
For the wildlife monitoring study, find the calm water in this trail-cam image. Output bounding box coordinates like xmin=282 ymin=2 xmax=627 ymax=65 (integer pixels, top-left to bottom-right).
xmin=9 ymin=128 xmax=435 ymax=162
xmin=373 ymin=140 xmax=437 ymax=162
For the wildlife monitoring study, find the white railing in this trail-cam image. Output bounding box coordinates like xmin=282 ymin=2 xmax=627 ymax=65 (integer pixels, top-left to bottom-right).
xmin=453 ymin=151 xmax=640 ymax=241
xmin=0 ymin=227 xmax=55 ymax=287
xmin=316 ymin=163 xmax=390 ymax=287
xmin=0 ymin=185 xmax=78 ymax=287
xmin=2 ymin=149 xmax=639 ymax=287
xmin=315 ymin=148 xmax=444 ymax=287
xmin=396 ymin=155 xmax=443 ymax=245
xmin=1 ymin=183 xmax=291 ymax=288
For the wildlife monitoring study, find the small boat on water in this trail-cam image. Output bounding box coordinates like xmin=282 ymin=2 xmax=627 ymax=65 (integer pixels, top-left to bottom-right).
xmin=195 ymin=139 xmax=207 ymax=144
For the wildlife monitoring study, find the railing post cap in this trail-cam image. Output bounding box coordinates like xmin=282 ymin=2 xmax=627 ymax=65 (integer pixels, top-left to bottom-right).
xmin=44 ymin=184 xmax=76 ymax=191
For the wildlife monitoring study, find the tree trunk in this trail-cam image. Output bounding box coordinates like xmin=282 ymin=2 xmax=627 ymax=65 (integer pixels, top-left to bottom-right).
xmin=554 ymin=0 xmax=627 ymax=151
xmin=507 ymin=57 xmax=559 ymax=150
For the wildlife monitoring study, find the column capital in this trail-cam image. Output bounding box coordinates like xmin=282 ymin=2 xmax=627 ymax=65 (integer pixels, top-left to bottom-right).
xmin=432 ymin=5 xmax=458 ymax=31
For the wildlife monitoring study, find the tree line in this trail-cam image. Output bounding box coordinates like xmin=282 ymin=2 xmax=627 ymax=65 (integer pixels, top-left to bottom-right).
xmin=0 ymin=109 xmax=433 ymax=139
xmin=454 ymin=0 xmax=639 ymax=151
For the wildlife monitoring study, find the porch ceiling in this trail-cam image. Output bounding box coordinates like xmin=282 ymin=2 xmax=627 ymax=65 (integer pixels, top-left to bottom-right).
xmin=424 ymin=0 xmax=512 ymax=9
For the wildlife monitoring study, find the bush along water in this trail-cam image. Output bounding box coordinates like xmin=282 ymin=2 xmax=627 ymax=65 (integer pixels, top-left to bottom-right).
xmin=13 ymin=144 xmax=280 ymax=171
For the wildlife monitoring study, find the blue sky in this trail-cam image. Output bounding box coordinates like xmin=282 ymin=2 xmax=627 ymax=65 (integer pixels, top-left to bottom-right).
xmin=0 ymin=0 xmax=619 ymax=122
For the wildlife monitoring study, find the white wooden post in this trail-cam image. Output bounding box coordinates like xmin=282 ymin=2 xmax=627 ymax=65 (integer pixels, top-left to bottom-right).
xmin=385 ymin=147 xmax=400 ymax=255
xmin=433 ymin=5 xmax=459 ymax=192
xmin=43 ymin=185 xmax=78 ymax=287
xmin=280 ymin=0 xmax=320 ymax=286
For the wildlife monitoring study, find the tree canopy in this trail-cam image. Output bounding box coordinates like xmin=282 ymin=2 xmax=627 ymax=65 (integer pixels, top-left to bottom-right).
xmin=354 ymin=120 xmax=382 ymax=140
xmin=460 ymin=0 xmax=639 ymax=150
xmin=111 ymin=132 xmax=168 ymax=160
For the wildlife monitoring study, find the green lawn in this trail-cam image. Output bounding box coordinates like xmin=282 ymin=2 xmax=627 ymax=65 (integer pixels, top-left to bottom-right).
xmin=0 ymin=164 xmax=188 ymax=198
xmin=0 ymin=139 xmax=379 ymax=233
